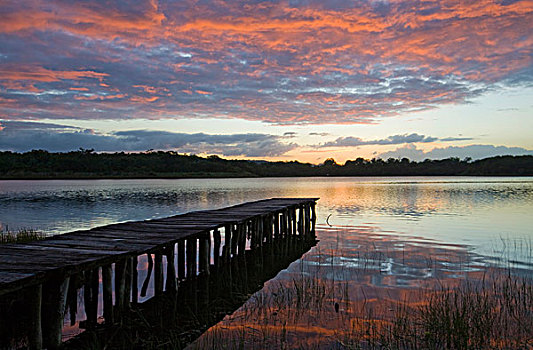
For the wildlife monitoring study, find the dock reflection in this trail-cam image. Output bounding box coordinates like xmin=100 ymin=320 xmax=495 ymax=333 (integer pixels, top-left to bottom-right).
xmin=0 ymin=235 xmax=316 ymax=349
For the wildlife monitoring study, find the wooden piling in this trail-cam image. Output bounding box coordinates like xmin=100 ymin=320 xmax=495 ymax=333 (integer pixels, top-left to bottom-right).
xmin=250 ymin=219 xmax=257 ymax=249
xmin=124 ymin=259 xmax=132 ymax=308
xmin=102 ymin=264 xmax=114 ymax=324
xmin=290 ymin=206 xmax=298 ymax=235
xmin=67 ymin=274 xmax=78 ymax=326
xmin=213 ymin=229 xmax=221 ymax=267
xmin=258 ymin=216 xmax=264 ymax=246
xmin=274 ymin=213 xmax=280 ymax=238
xmin=199 ymin=233 xmax=210 ymax=275
xmin=238 ymin=223 xmax=246 ymax=255
xmin=83 ymin=268 xmax=99 ymax=327
xmin=27 ymin=284 xmax=42 ymax=350
xmin=42 ymin=275 xmax=70 ymax=349
xmin=311 ymin=202 xmax=317 ymax=235
xmin=154 ymin=253 xmax=164 ymax=295
xmin=165 ymin=246 xmax=178 ymax=292
xmin=298 ymin=205 xmax=304 ymax=235
xmin=132 ymin=257 xmax=138 ymax=304
xmin=115 ymin=260 xmax=127 ymax=319
xmin=265 ymin=216 xmax=272 ymax=244
xmin=224 ymin=224 xmax=232 ymax=260
xmin=140 ymin=253 xmax=153 ymax=297
xmin=186 ymin=238 xmax=197 ymax=277
xmin=305 ymin=204 xmax=311 ymax=236
xmin=230 ymin=224 xmax=238 ymax=256
xmin=177 ymin=240 xmax=186 ymax=280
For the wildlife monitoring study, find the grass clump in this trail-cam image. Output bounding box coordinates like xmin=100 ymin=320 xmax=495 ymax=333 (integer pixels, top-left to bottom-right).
xmin=0 ymin=228 xmax=46 ymax=244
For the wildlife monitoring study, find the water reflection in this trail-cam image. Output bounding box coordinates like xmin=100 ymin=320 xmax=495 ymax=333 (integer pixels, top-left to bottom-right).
xmin=1 ymin=177 xmax=532 ymax=348
xmin=191 ymin=225 xmax=533 ymax=349
xmin=0 ymin=236 xmax=316 ymax=349
xmin=1 ymin=178 xmax=531 ymax=255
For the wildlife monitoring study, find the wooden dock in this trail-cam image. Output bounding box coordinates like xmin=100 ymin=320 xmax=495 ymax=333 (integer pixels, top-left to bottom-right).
xmin=0 ymin=197 xmax=318 ymax=349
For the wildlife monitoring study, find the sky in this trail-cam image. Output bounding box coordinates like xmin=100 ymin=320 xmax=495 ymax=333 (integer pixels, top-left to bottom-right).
xmin=0 ymin=0 xmax=532 ymax=164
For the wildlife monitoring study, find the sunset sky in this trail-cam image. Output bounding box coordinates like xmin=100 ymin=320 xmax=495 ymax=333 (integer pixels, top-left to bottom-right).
xmin=0 ymin=0 xmax=532 ymax=163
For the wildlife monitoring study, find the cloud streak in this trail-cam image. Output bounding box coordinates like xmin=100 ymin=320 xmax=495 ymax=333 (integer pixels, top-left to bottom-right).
xmin=379 ymin=144 xmax=533 ymax=161
xmin=0 ymin=0 xmax=531 ymax=124
xmin=318 ymin=133 xmax=472 ymax=147
xmin=0 ymin=121 xmax=296 ymax=157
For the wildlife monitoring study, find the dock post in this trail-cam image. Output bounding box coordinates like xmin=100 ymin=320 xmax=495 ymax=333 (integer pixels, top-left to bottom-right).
xmin=311 ymin=202 xmax=317 ymax=236
xmin=258 ymin=216 xmax=264 ymax=246
xmin=199 ymin=233 xmax=210 ymax=275
xmin=115 ymin=260 xmax=127 ymax=320
xmin=280 ymin=212 xmax=286 ymax=236
xmin=290 ymin=207 xmax=298 ymax=235
xmin=186 ymin=238 xmax=198 ymax=278
xmin=154 ymin=252 xmax=164 ymax=295
xmin=125 ymin=259 xmax=132 ymax=308
xmin=213 ymin=229 xmax=221 ymax=268
xmin=102 ymin=264 xmax=114 ymax=324
xmin=66 ymin=274 xmax=78 ymax=326
xmin=230 ymin=224 xmax=239 ymax=256
xmin=223 ymin=224 xmax=232 ymax=260
xmin=238 ymin=223 xmax=246 ymax=255
xmin=28 ymin=284 xmax=42 ymax=350
xmin=165 ymin=245 xmax=178 ymax=293
xmin=140 ymin=253 xmax=153 ymax=298
xmin=298 ymin=205 xmax=304 ymax=235
xmin=286 ymin=209 xmax=292 ymax=236
xmin=274 ymin=213 xmax=280 ymax=239
xmin=250 ymin=219 xmax=257 ymax=249
xmin=177 ymin=240 xmax=185 ymax=280
xmin=42 ymin=274 xmax=70 ymax=349
xmin=83 ymin=268 xmax=99 ymax=327
xmin=265 ymin=216 xmax=272 ymax=244
xmin=132 ymin=257 xmax=138 ymax=304
xmin=305 ymin=203 xmax=311 ymax=236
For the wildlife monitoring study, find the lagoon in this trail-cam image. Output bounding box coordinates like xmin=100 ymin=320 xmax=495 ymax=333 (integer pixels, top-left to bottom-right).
xmin=1 ymin=177 xmax=532 ymax=348
xmin=1 ymin=177 xmax=532 ymax=258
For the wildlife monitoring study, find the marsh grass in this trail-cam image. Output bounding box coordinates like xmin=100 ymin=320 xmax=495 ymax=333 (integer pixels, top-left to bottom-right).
xmin=192 ymin=230 xmax=533 ymax=350
xmin=0 ymin=228 xmax=46 ymax=244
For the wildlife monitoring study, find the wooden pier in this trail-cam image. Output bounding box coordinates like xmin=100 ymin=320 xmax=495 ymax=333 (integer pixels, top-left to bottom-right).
xmin=0 ymin=198 xmax=318 ymax=349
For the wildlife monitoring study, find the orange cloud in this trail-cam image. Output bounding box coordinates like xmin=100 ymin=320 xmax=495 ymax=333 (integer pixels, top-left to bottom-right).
xmin=195 ymin=90 xmax=212 ymax=95
xmin=0 ymin=0 xmax=531 ymax=124
xmin=0 ymin=66 xmax=108 ymax=83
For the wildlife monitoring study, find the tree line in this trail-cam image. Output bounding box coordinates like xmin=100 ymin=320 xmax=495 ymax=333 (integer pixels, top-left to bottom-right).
xmin=0 ymin=149 xmax=531 ymax=179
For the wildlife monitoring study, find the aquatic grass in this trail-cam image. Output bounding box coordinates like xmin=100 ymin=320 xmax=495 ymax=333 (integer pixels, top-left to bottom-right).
xmin=0 ymin=228 xmax=46 ymax=244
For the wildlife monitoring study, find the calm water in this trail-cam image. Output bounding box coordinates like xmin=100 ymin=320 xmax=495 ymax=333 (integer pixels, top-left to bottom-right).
xmin=1 ymin=177 xmax=532 ymax=259
xmin=1 ymin=177 xmax=532 ymax=347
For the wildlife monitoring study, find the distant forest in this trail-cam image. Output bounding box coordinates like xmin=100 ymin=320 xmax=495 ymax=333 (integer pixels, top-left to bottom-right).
xmin=0 ymin=149 xmax=532 ymax=179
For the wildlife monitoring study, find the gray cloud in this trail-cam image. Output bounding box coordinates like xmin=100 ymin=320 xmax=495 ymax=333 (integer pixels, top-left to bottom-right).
xmin=320 ymin=133 xmax=438 ymax=147
xmin=309 ymin=132 xmax=330 ymax=136
xmin=0 ymin=121 xmax=296 ymax=157
xmin=378 ymin=144 xmax=533 ymax=161
xmin=439 ymin=137 xmax=474 ymax=142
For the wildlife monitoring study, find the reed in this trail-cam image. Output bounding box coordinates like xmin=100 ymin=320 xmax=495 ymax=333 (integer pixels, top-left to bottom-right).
xmin=192 ymin=234 xmax=533 ymax=350
xmin=0 ymin=228 xmax=46 ymax=244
